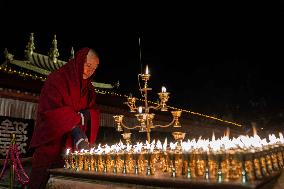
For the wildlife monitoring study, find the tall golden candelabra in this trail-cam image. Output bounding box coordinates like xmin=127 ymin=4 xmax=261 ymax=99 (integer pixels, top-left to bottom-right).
xmin=113 ymin=65 xmax=183 ymax=143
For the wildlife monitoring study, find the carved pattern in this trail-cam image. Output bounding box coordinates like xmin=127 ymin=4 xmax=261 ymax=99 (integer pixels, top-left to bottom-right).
xmin=0 ymin=119 xmax=29 ymax=156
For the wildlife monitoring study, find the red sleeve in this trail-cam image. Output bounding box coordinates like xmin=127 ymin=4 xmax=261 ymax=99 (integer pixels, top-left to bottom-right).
xmin=30 ymin=82 xmax=81 ymax=148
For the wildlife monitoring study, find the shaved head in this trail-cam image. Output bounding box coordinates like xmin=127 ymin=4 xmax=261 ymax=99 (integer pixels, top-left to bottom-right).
xmin=87 ymin=49 xmax=99 ymax=59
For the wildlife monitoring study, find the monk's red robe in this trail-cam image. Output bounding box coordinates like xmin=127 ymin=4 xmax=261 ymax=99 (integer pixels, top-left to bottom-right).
xmin=29 ymin=48 xmax=100 ymax=189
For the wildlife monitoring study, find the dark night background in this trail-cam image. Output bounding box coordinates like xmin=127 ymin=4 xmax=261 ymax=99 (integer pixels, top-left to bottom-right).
xmin=1 ymin=1 xmax=284 ymax=130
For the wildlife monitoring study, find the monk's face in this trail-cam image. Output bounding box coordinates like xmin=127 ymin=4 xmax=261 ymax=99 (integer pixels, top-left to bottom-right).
xmin=83 ymin=54 xmax=99 ymax=79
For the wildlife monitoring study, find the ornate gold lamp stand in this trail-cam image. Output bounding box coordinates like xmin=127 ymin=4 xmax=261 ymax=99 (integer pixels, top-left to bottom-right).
xmin=113 ymin=65 xmax=182 ymax=143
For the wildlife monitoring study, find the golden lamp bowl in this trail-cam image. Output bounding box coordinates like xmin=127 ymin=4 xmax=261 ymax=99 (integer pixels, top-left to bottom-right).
xmin=172 ymin=132 xmax=186 ymax=141
xmin=113 ymin=115 xmax=124 ymax=123
xmin=171 ymin=110 xmax=182 ymax=118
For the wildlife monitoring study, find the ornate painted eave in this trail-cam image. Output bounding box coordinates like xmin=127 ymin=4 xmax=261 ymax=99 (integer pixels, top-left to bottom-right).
xmin=29 ymin=52 xmax=66 ymax=72
xmin=2 ymin=33 xmax=115 ymax=89
xmin=8 ymin=58 xmax=51 ymax=75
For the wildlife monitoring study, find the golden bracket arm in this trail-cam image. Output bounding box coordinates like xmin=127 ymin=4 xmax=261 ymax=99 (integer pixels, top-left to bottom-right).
xmin=152 ymin=119 xmax=175 ymax=128
xmin=120 ymin=122 xmax=142 ymax=130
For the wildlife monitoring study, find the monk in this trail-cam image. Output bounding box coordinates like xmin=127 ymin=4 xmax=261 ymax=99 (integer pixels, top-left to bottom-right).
xmin=29 ymin=48 xmax=100 ymax=189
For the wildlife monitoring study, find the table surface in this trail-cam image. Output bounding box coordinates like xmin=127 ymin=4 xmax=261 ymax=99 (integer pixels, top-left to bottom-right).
xmin=48 ymin=168 xmax=281 ymax=189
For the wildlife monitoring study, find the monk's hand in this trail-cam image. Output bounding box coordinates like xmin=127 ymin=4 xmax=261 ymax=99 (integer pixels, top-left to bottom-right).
xmin=71 ymin=126 xmax=89 ymax=150
xmin=77 ymin=139 xmax=90 ymax=150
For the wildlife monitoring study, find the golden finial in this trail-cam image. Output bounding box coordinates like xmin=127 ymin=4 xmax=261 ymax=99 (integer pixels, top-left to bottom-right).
xmin=4 ymin=48 xmax=14 ymax=61
xmin=25 ymin=33 xmax=35 ymax=58
xmin=48 ymin=34 xmax=60 ymax=64
xmin=70 ymin=46 xmax=74 ymax=60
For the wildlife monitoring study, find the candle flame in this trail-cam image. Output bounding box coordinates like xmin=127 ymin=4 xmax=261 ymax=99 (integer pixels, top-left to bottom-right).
xmin=134 ymin=142 xmax=143 ymax=153
xmin=126 ymin=143 xmax=132 ymax=152
xmin=279 ymin=132 xmax=284 ymax=143
xmin=66 ymin=129 xmax=284 ymax=166
xmin=269 ymin=134 xmax=278 ymax=144
xmin=112 ymin=144 xmax=121 ymax=153
xmin=104 ymin=144 xmax=111 ymax=154
xmin=156 ymin=140 xmax=163 ymax=150
xmin=66 ymin=148 xmax=70 ymax=155
xmin=90 ymin=148 xmax=94 ymax=154
xmin=145 ymin=65 xmax=149 ymax=74
xmin=211 ymin=132 xmax=215 ymax=141
xmin=163 ymin=138 xmax=168 ymax=151
xmin=138 ymin=106 xmax=142 ymax=113
xmin=181 ymin=141 xmax=191 ymax=152
xmin=252 ymin=125 xmax=257 ymax=136
xmin=170 ymin=142 xmax=177 ymax=150
xmin=83 ymin=149 xmax=89 ymax=153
